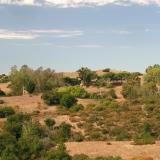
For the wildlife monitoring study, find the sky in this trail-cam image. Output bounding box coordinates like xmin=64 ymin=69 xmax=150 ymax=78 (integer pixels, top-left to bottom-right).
xmin=0 ymin=0 xmax=160 ymax=73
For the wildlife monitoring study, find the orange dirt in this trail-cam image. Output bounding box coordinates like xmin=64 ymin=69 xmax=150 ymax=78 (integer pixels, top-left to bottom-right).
xmin=65 ymin=141 xmax=160 ymax=160
xmin=84 ymin=86 xmax=108 ymax=94
xmin=0 ymin=95 xmax=44 ymax=113
xmin=78 ymin=98 xmax=97 ymax=107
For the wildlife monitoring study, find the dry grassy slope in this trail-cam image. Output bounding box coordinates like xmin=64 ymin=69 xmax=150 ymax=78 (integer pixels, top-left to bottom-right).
xmin=0 ymin=72 xmax=154 ymax=160
xmin=0 ymin=95 xmax=44 ymax=113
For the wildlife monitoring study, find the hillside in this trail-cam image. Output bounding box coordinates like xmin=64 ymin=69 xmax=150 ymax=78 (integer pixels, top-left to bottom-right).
xmin=0 ymin=65 xmax=160 ymax=160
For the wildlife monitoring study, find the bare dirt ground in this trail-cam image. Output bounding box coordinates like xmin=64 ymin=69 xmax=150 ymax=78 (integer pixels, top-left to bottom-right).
xmin=78 ymin=98 xmax=97 ymax=107
xmin=0 ymin=95 xmax=44 ymax=113
xmin=65 ymin=141 xmax=160 ymax=160
xmin=85 ymin=86 xmax=109 ymax=94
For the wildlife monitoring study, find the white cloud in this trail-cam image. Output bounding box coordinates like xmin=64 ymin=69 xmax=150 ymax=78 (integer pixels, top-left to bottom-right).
xmin=0 ymin=29 xmax=37 ymax=40
xmin=31 ymin=29 xmax=83 ymax=37
xmin=0 ymin=0 xmax=35 ymax=5
xmin=43 ymin=0 xmax=160 ymax=7
xmin=0 ymin=0 xmax=160 ymax=6
xmin=112 ymin=30 xmax=132 ymax=35
xmin=0 ymin=29 xmax=83 ymax=40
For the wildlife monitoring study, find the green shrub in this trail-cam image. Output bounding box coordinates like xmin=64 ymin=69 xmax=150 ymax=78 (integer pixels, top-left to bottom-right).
xmin=60 ymin=94 xmax=77 ymax=108
xmin=122 ymin=84 xmax=140 ymax=100
xmin=72 ymin=154 xmax=89 ymax=160
xmin=134 ymin=133 xmax=155 ymax=145
xmin=0 ymin=132 xmax=17 ymax=155
xmin=0 ymin=111 xmax=72 ymax=160
xmin=77 ymin=67 xmax=97 ymax=86
xmin=108 ymin=89 xmax=117 ymax=99
xmin=52 ymin=123 xmax=71 ymax=143
xmin=25 ymin=79 xmax=36 ymax=94
xmin=69 ymin=104 xmax=84 ymax=112
xmin=45 ymin=118 xmax=56 ymax=129
xmin=50 ymin=143 xmax=71 ymax=160
xmin=42 ymin=90 xmax=60 ymax=105
xmin=58 ymin=86 xmax=88 ymax=98
xmin=4 ymin=113 xmax=31 ymax=139
xmin=72 ymin=155 xmax=123 ymax=160
xmin=63 ymin=77 xmax=80 ymax=86
xmin=72 ymin=132 xmax=84 ymax=142
xmin=116 ymin=132 xmax=129 ymax=141
xmin=133 ymin=122 xmax=156 ymax=145
xmin=0 ymin=107 xmax=15 ymax=118
xmin=89 ymin=93 xmax=102 ymax=99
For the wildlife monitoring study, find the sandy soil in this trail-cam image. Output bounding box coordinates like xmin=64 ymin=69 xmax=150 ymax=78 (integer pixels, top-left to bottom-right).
xmin=65 ymin=141 xmax=160 ymax=160
xmin=78 ymin=98 xmax=97 ymax=107
xmin=0 ymin=95 xmax=44 ymax=113
xmin=85 ymin=86 xmax=108 ymax=94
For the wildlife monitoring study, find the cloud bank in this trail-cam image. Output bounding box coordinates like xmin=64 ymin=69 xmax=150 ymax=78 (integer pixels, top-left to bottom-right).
xmin=0 ymin=0 xmax=160 ymax=7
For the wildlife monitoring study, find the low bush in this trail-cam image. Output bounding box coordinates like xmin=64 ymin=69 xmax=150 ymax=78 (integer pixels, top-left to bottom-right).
xmin=89 ymin=93 xmax=102 ymax=99
xmin=72 ymin=132 xmax=84 ymax=142
xmin=45 ymin=118 xmax=56 ymax=129
xmin=4 ymin=113 xmax=31 ymax=139
xmin=49 ymin=143 xmax=71 ymax=160
xmin=60 ymin=94 xmax=77 ymax=108
xmin=52 ymin=123 xmax=72 ymax=143
xmin=134 ymin=133 xmax=155 ymax=145
xmin=63 ymin=77 xmax=80 ymax=86
xmin=69 ymin=104 xmax=84 ymax=112
xmin=108 ymin=89 xmax=117 ymax=99
xmin=42 ymin=90 xmax=60 ymax=105
xmin=72 ymin=154 xmax=89 ymax=160
xmin=58 ymin=86 xmax=88 ymax=98
xmin=0 ymin=107 xmax=15 ymax=118
xmin=72 ymin=155 xmax=123 ymax=160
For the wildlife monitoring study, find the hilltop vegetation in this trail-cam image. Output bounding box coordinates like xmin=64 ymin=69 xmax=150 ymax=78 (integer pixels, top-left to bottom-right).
xmin=0 ymin=64 xmax=160 ymax=159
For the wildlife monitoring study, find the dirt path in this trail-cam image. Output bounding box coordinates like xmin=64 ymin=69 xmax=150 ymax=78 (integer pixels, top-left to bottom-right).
xmin=65 ymin=141 xmax=160 ymax=160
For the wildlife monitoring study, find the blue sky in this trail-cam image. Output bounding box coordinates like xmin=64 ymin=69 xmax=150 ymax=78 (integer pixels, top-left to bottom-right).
xmin=0 ymin=0 xmax=160 ymax=73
